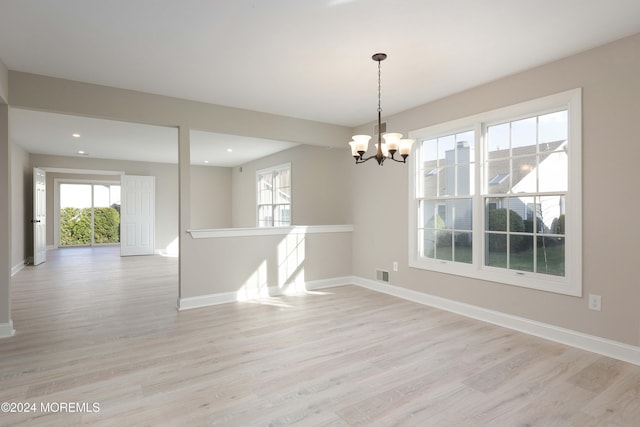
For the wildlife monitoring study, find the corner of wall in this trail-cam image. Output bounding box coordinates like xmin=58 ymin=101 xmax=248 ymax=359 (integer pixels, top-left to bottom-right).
xmin=0 ymin=58 xmax=8 ymax=104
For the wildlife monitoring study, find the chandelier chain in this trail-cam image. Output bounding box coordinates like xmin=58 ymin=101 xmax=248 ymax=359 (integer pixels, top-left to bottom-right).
xmin=377 ymin=59 xmax=382 ymax=113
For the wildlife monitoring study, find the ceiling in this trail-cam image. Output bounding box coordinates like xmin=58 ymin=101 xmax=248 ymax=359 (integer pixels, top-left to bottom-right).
xmin=10 ymin=108 xmax=298 ymax=167
xmin=2 ymin=0 xmax=640 ymax=165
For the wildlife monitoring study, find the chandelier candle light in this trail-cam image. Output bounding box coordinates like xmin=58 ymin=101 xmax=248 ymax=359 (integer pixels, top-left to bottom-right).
xmin=349 ymin=53 xmax=414 ymax=165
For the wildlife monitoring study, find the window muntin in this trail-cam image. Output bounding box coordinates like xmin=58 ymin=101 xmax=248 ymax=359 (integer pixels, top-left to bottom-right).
xmin=409 ymin=89 xmax=581 ymax=296
xmin=257 ymin=163 xmax=291 ymax=227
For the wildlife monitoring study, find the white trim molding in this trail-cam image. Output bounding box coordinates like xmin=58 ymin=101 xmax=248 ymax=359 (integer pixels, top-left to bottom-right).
xmin=178 ymin=276 xmax=351 ymax=311
xmin=11 ymin=260 xmax=27 ymax=276
xmin=352 ymin=277 xmax=640 ymax=366
xmin=0 ymin=320 xmax=15 ymax=338
xmin=187 ymin=224 xmax=353 ymax=239
xmin=178 ymin=275 xmax=640 ymax=366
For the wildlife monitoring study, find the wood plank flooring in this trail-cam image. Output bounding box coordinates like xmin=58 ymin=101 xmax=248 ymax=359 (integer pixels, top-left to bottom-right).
xmin=1 ymin=247 xmax=639 ymax=426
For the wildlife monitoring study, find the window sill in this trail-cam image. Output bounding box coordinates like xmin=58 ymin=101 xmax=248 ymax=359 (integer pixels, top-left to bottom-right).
xmin=188 ymin=224 xmax=353 ymax=239
xmin=409 ymin=258 xmax=581 ymax=297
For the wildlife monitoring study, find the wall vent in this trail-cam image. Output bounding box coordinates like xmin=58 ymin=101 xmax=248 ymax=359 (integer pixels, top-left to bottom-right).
xmin=374 ymin=121 xmax=387 ymax=135
xmin=376 ymin=269 xmax=389 ymax=283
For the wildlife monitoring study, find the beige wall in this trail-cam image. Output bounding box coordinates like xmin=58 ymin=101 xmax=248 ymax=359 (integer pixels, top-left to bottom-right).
xmin=352 ymin=33 xmax=640 ymax=346
xmin=181 ymin=231 xmax=352 ymax=298
xmin=190 ymin=165 xmax=232 ymax=229
xmin=231 ymin=144 xmax=353 ymax=227
xmin=10 ymin=142 xmax=29 ymax=269
xmin=30 ymin=154 xmax=179 ymax=254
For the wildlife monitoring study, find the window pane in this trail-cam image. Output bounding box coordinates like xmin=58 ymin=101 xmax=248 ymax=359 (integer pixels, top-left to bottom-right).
xmin=487 ymin=123 xmax=509 ymax=159
xmin=59 ymin=184 xmax=92 ymax=246
xmin=258 ymin=205 xmax=273 ymax=227
xmin=454 ymin=232 xmax=472 ymax=264
xmin=538 ymin=195 xmax=565 ymax=234
xmin=539 ymin=110 xmax=568 ymax=146
xmin=486 ymin=233 xmax=507 ymax=268
xmin=438 ymin=202 xmax=452 ymax=229
xmin=487 ymin=160 xmax=510 ymax=194
xmin=60 ymin=183 xmax=91 ymax=208
xmin=435 ymin=230 xmax=452 ymax=261
xmin=511 ymin=117 xmax=537 ymax=150
xmin=486 ymin=198 xmax=507 ymax=231
xmin=454 ymin=199 xmax=472 ymax=230
xmin=258 ymin=173 xmax=273 ymax=204
xmin=422 ymin=200 xmax=436 ymax=229
xmin=506 ymin=197 xmax=527 ymax=231
xmin=537 ymin=237 xmax=565 ymax=276
xmin=456 ymin=131 xmax=475 ymax=153
xmin=274 ymin=170 xmax=291 ymax=204
xmin=93 ymin=185 xmax=120 ymax=245
xmin=511 ymin=155 xmax=536 ymax=193
xmin=440 ymin=166 xmax=455 ymax=197
xmin=538 ymin=152 xmax=567 ymax=192
xmin=422 ymin=167 xmax=438 ymax=198
xmin=275 ymin=185 xmax=291 ymax=204
xmin=273 ymin=204 xmax=290 ymax=226
xmin=510 ymin=235 xmax=534 ymax=272
xmin=437 ymin=135 xmax=455 ymax=165
xmin=93 ymin=185 xmax=110 ymax=208
xmin=456 ymin=163 xmax=474 ymax=196
xmin=423 ymin=229 xmax=435 ymax=258
xmin=422 ymin=138 xmax=438 ymax=162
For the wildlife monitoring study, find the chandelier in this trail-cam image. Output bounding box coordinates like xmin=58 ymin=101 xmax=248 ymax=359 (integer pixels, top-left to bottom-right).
xmin=349 ymin=53 xmax=414 ymax=165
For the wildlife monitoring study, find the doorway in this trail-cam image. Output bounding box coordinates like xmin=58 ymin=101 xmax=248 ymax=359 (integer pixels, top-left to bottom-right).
xmin=58 ymin=182 xmax=121 ymax=247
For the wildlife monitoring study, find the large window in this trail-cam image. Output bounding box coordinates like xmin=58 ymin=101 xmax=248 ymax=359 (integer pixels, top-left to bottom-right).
xmin=409 ymin=89 xmax=582 ymax=296
xmin=59 ymin=182 xmax=121 ymax=246
xmin=257 ymin=163 xmax=291 ymax=227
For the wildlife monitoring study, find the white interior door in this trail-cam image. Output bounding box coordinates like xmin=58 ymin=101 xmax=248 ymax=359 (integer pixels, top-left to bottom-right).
xmin=33 ymin=168 xmax=47 ymax=265
xmin=120 ymin=175 xmax=155 ymax=256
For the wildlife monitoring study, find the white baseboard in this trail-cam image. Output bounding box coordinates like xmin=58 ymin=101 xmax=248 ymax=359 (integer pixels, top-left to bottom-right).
xmin=0 ymin=320 xmax=15 ymax=338
xmin=352 ymin=276 xmax=640 ymax=366
xmin=11 ymin=260 xmax=27 ymax=276
xmin=177 ymin=276 xmax=351 ymax=311
xmin=175 ymin=275 xmax=640 ymax=365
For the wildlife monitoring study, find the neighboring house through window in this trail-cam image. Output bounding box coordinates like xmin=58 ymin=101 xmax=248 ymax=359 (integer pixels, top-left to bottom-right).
xmin=257 ymin=163 xmax=291 ymax=227
xmin=409 ymin=89 xmax=582 ymax=296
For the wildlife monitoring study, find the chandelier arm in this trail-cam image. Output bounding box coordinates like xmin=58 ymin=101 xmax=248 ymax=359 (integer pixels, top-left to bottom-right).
xmin=355 ymin=154 xmax=385 ymax=165
xmin=387 ymin=156 xmax=408 ymax=164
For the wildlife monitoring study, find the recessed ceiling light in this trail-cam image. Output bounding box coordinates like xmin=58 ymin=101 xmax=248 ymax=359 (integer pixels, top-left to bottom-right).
xmin=77 ymin=150 xmax=88 ymax=155
xmin=72 ymin=133 xmax=81 ymax=138
xmin=203 ymin=160 xmax=209 ymax=164
xmin=226 ymin=148 xmax=233 ymax=152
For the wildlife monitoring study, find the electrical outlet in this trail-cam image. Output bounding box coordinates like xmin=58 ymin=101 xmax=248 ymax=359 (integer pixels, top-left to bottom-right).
xmin=588 ymin=294 xmax=602 ymax=311
xmin=393 ymin=261 xmax=398 ymax=272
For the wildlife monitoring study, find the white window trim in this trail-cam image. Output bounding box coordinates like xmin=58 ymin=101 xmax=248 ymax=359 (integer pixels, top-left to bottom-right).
xmin=256 ymin=162 xmax=292 ymax=227
xmin=408 ymin=89 xmax=582 ymax=296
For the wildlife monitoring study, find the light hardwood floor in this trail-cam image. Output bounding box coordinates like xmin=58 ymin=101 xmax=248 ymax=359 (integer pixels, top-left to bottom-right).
xmin=2 ymin=247 xmax=639 ymax=426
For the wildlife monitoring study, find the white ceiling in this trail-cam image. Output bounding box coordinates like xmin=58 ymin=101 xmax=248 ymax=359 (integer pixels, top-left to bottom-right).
xmin=10 ymin=109 xmax=298 ymax=167
xmin=2 ymin=0 xmax=640 ymax=164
